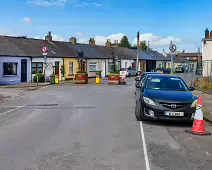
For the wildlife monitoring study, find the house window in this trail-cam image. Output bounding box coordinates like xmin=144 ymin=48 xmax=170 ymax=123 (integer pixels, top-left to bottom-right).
xmin=32 ymin=62 xmax=43 ymax=74
xmin=89 ymin=62 xmax=97 ymax=71
xmin=3 ymin=63 xmax=18 ymax=75
xmin=125 ymin=62 xmax=127 ymax=68
xmin=109 ymin=62 xmax=114 ymax=72
xmin=69 ymin=62 xmax=74 ymax=75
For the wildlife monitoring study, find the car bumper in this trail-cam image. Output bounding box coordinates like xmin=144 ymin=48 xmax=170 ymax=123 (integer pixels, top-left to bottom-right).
xmin=142 ymin=102 xmax=196 ymax=121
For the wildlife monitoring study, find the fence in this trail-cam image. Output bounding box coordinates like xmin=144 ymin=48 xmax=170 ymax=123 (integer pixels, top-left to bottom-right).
xmin=176 ymin=60 xmax=212 ymax=93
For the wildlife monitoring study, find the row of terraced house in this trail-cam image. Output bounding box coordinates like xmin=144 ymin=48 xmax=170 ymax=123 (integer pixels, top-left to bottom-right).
xmin=0 ymin=31 xmax=175 ymax=85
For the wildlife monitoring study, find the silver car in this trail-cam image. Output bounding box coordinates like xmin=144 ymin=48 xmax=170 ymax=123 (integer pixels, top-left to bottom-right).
xmin=120 ymin=67 xmax=137 ymax=77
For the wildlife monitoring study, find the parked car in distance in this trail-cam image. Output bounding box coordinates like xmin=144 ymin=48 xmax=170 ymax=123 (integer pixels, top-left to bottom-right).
xmin=154 ymin=68 xmax=171 ymax=74
xmin=120 ymin=67 xmax=137 ymax=77
xmin=175 ymin=66 xmax=184 ymax=73
xmin=135 ymin=74 xmax=197 ymax=121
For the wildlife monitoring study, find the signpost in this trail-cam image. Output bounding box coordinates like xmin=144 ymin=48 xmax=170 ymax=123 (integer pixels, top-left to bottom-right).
xmin=169 ymin=41 xmax=177 ymax=74
xmin=42 ymin=46 xmax=48 ymax=82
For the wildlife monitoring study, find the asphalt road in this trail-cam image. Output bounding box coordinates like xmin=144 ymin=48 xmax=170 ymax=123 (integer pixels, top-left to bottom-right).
xmin=0 ymin=78 xmax=212 ymax=170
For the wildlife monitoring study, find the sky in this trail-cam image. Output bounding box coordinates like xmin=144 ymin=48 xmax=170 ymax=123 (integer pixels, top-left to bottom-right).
xmin=0 ymin=0 xmax=212 ymax=52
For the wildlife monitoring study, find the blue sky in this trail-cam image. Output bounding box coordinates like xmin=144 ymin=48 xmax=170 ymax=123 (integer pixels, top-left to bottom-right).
xmin=0 ymin=0 xmax=211 ymax=52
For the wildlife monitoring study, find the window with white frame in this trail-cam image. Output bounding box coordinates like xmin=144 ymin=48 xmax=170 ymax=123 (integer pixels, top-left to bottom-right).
xmin=69 ymin=61 xmax=74 ymax=75
xmin=89 ymin=62 xmax=97 ymax=71
xmin=125 ymin=62 xmax=127 ymax=68
xmin=3 ymin=63 xmax=18 ymax=75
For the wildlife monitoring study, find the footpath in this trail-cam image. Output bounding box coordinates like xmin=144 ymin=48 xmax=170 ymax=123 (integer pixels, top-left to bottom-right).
xmin=193 ymin=91 xmax=212 ymax=123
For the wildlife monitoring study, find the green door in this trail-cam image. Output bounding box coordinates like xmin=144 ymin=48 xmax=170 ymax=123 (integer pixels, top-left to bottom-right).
xmin=118 ymin=61 xmax=121 ymax=71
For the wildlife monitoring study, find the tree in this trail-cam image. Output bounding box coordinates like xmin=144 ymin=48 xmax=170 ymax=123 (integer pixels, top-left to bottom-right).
xmin=119 ymin=35 xmax=131 ymax=48
xmin=131 ymin=41 xmax=149 ymax=50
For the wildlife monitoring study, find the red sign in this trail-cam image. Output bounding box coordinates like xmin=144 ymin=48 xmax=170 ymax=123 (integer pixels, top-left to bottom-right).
xmin=42 ymin=46 xmax=48 ymax=53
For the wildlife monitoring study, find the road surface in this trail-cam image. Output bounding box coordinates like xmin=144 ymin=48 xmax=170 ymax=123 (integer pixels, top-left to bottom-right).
xmin=0 ymin=79 xmax=212 ymax=170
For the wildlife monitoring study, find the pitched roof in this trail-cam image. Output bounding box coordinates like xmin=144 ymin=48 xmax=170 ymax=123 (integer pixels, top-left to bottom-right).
xmin=0 ymin=36 xmax=77 ymax=57
xmin=94 ymin=46 xmax=135 ymax=60
xmin=64 ymin=43 xmax=104 ymax=59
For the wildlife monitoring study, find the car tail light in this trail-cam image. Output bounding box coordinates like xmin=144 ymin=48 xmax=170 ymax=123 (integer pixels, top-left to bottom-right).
xmin=126 ymin=68 xmax=128 ymax=71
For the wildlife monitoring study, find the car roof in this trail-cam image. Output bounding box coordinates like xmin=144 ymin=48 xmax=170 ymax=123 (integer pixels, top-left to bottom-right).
xmin=146 ymin=74 xmax=180 ymax=78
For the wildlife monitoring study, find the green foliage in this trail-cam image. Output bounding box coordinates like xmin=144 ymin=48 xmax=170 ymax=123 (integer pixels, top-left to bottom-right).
xmin=60 ymin=65 xmax=66 ymax=76
xmin=132 ymin=41 xmax=149 ymax=50
xmin=33 ymin=73 xmax=44 ymax=83
xmin=119 ymin=35 xmax=132 ymax=48
xmin=76 ymin=71 xmax=88 ymax=74
xmin=109 ymin=71 xmax=119 ymax=74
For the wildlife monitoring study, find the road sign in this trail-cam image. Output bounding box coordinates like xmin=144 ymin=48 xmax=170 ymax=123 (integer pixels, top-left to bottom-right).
xmin=169 ymin=44 xmax=177 ymax=52
xmin=42 ymin=52 xmax=47 ymax=56
xmin=42 ymin=46 xmax=48 ymax=53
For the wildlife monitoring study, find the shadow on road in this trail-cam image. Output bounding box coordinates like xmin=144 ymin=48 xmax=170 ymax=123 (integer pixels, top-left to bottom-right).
xmin=142 ymin=120 xmax=192 ymax=128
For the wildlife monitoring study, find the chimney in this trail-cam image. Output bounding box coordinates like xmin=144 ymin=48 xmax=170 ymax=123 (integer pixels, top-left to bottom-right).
xmin=205 ymin=28 xmax=209 ymax=38
xmin=105 ymin=39 xmax=111 ymax=47
xmin=69 ymin=37 xmax=77 ymax=44
xmin=162 ymin=49 xmax=167 ymax=57
xmin=113 ymin=40 xmax=119 ymax=47
xmin=45 ymin=31 xmax=52 ymax=41
xmin=89 ymin=38 xmax=95 ymax=46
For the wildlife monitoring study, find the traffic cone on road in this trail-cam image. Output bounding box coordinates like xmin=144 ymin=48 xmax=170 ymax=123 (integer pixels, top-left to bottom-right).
xmin=185 ymin=96 xmax=211 ymax=135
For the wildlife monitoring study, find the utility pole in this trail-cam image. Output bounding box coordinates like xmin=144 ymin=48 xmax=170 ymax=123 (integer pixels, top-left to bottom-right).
xmin=170 ymin=41 xmax=173 ymax=75
xmin=148 ymin=41 xmax=150 ymax=50
xmin=136 ymin=31 xmax=140 ymax=72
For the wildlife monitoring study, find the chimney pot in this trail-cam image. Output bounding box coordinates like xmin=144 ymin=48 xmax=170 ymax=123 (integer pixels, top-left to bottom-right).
xmin=205 ymin=28 xmax=209 ymax=38
xmin=69 ymin=37 xmax=77 ymax=44
xmin=45 ymin=31 xmax=52 ymax=41
xmin=89 ymin=38 xmax=95 ymax=46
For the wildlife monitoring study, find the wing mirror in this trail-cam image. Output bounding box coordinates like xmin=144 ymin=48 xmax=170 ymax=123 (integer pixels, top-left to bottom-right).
xmin=135 ymin=83 xmax=142 ymax=88
xmin=189 ymin=86 xmax=195 ymax=91
xmin=135 ymin=77 xmax=140 ymax=81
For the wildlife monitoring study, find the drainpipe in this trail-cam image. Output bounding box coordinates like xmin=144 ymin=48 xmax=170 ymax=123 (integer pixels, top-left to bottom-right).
xmin=30 ymin=56 xmax=33 ymax=83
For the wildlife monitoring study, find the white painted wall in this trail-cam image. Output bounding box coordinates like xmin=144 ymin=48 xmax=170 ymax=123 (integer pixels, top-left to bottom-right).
xmin=32 ymin=58 xmax=63 ymax=81
xmin=0 ymin=56 xmax=31 ymax=84
xmin=121 ymin=59 xmax=134 ymax=68
xmin=202 ymin=40 xmax=212 ymax=76
xmin=87 ymin=59 xmax=104 ymax=77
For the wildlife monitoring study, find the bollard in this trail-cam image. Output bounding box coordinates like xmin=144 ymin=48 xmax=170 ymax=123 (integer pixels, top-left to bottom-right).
xmin=96 ymin=75 xmax=100 ymax=84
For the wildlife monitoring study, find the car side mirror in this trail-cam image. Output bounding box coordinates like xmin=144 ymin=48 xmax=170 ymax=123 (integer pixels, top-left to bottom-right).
xmin=135 ymin=77 xmax=140 ymax=81
xmin=135 ymin=83 xmax=142 ymax=88
xmin=189 ymin=86 xmax=195 ymax=91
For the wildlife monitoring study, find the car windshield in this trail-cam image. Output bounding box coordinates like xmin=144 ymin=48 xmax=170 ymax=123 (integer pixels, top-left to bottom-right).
xmin=145 ymin=76 xmax=188 ymax=91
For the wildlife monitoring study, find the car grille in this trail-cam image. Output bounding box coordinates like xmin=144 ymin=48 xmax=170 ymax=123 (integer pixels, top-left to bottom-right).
xmin=159 ymin=102 xmax=190 ymax=109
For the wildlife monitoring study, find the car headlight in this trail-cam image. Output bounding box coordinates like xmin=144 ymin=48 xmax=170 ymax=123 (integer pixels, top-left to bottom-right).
xmin=191 ymin=99 xmax=197 ymax=108
xmin=143 ymin=97 xmax=156 ymax=106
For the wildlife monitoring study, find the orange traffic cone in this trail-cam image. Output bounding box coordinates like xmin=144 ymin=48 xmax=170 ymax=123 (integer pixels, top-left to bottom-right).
xmin=185 ymin=96 xmax=211 ymax=135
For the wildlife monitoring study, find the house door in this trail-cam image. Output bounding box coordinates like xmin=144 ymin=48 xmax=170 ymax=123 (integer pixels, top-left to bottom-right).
xmin=21 ymin=59 xmax=27 ymax=82
xmin=55 ymin=62 xmax=60 ymax=78
xmin=118 ymin=61 xmax=121 ymax=71
xmin=101 ymin=61 xmax=106 ymax=77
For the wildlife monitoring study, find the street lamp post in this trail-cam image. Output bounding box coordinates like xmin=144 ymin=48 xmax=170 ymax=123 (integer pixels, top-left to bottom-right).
xmin=136 ymin=31 xmax=140 ymax=72
xmin=42 ymin=46 xmax=48 ymax=82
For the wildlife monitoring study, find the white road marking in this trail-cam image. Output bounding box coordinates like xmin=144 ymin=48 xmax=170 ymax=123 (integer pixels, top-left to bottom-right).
xmin=0 ymin=106 xmax=24 ymax=116
xmin=0 ymin=106 xmax=24 ymax=108
xmin=140 ymin=121 xmax=150 ymax=170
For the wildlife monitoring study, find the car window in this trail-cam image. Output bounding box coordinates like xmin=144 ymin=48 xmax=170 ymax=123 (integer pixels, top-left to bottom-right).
xmin=145 ymin=76 xmax=188 ymax=91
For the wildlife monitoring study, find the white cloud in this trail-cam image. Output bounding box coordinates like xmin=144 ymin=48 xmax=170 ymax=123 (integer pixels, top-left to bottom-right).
xmin=92 ymin=2 xmax=103 ymax=6
xmin=27 ymin=0 xmax=104 ymax=7
xmin=76 ymin=32 xmax=84 ymax=37
xmin=132 ymin=33 xmax=181 ymax=47
xmin=27 ymin=0 xmax=68 ymax=7
xmin=34 ymin=34 xmax=65 ymax=41
xmin=94 ymin=33 xmax=125 ymax=45
xmin=23 ymin=17 xmax=32 ymax=23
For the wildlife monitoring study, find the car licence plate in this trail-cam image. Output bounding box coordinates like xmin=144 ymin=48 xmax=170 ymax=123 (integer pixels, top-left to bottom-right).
xmin=164 ymin=112 xmax=184 ymax=116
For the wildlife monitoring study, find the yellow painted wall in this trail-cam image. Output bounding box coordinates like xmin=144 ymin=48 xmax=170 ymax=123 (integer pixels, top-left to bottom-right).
xmin=64 ymin=58 xmax=79 ymax=79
